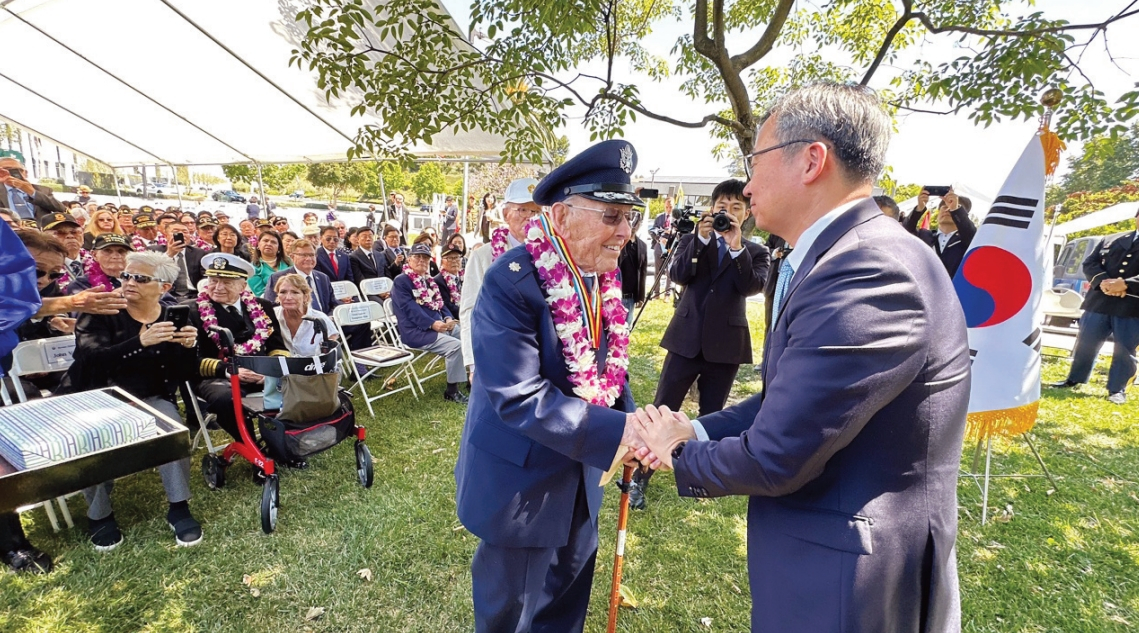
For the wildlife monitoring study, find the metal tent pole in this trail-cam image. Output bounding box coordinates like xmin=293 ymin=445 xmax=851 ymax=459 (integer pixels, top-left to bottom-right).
xmin=255 ymin=163 xmax=267 ymax=219
xmin=169 ymin=163 xmax=184 ymax=209
xmin=462 ymin=161 xmax=469 ymax=236
xmin=112 ymin=168 xmax=122 ymax=205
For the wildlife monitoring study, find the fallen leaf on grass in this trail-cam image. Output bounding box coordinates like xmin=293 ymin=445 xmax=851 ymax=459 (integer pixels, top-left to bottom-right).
xmin=700 ymin=616 xmax=713 ymax=627
xmin=618 ymin=585 xmax=637 ymax=608
xmin=432 ymin=448 xmax=446 ymax=454
xmin=357 ymin=568 xmax=373 ymax=582
xmin=250 ymin=588 xmax=261 ymax=598
xmin=305 ymin=607 xmax=325 ymax=621
xmin=242 ymin=574 xmax=253 ymax=586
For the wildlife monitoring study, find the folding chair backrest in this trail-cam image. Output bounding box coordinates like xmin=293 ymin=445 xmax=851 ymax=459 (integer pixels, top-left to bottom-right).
xmin=11 ymin=337 xmax=76 ymax=377
xmin=332 ymin=280 xmax=361 ymax=302
xmin=1055 ymin=288 xmax=1083 ymax=311
xmin=360 ymin=276 xmax=393 ymax=297
xmin=332 ymin=301 xmax=384 ymax=327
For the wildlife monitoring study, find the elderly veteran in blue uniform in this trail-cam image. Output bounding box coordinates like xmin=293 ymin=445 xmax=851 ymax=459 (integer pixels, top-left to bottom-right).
xmin=454 ymin=139 xmax=653 ymax=633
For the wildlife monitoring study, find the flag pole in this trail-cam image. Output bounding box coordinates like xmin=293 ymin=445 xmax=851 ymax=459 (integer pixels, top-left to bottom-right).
xmin=607 ymin=465 xmax=634 ymax=633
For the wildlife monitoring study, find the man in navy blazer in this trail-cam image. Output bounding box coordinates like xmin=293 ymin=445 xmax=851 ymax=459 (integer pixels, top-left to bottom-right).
xmin=264 ymin=240 xmax=336 ymax=315
xmin=390 ymin=243 xmax=467 ymax=402
xmin=633 ymin=83 xmax=970 ymax=632
xmin=315 ymin=225 xmax=354 ymax=283
xmin=455 ymin=139 xmax=650 ymax=633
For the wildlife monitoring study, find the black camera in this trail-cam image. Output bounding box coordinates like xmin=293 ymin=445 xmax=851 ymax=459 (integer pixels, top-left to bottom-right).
xmin=711 ymin=211 xmax=732 ymax=233
xmin=671 ymin=205 xmax=700 ymax=234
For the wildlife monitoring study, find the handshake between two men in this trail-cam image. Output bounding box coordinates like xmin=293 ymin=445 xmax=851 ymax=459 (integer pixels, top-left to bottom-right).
xmin=618 ymin=404 xmax=695 ymax=472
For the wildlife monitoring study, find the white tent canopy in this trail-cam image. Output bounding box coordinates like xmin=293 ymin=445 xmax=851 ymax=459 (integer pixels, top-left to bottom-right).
xmin=1052 ymin=201 xmax=1139 ymax=237
xmin=0 ymin=0 xmax=505 ymax=167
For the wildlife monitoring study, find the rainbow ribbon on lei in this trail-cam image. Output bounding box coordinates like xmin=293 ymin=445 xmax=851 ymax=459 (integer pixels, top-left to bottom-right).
xmin=536 ymin=214 xmax=603 ymax=349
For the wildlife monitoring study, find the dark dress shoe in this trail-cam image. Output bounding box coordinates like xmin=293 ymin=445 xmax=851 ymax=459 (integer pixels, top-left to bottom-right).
xmin=2 ymin=547 xmax=53 ymax=573
xmin=1047 ymin=380 xmax=1079 ymax=389
xmin=443 ymin=391 xmax=469 ymax=404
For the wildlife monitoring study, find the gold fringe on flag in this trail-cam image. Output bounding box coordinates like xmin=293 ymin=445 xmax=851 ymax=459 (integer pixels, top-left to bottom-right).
xmin=965 ymin=402 xmax=1039 ymax=441
xmin=1040 ymin=131 xmax=1066 ymax=177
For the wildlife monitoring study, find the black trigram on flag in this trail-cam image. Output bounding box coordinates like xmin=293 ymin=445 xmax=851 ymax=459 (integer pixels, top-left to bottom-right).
xmin=982 ymin=195 xmax=1039 ymax=230
xmin=1022 ymin=327 xmax=1042 ymax=353
xmin=969 ymin=349 xmax=978 ymax=365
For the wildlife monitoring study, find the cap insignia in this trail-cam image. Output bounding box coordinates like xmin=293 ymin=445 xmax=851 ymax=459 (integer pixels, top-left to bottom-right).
xmin=619 ymin=144 xmax=634 ymax=174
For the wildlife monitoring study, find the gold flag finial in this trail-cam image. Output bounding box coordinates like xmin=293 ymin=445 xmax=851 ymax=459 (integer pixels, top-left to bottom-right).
xmin=1039 ymin=88 xmax=1065 ymax=176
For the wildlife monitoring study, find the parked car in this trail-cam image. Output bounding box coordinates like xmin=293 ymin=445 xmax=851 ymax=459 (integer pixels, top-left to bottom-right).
xmin=212 ymin=190 xmax=247 ymax=203
xmin=1052 ymin=235 xmax=1100 ymax=297
xmin=289 ymin=190 xmax=305 ymax=200
xmin=134 ymin=182 xmax=184 ymax=196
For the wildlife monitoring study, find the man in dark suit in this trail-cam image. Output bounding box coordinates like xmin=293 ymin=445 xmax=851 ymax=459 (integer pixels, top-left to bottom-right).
xmin=618 ymin=216 xmax=648 ymax=317
xmin=1049 ymin=209 xmax=1139 ymax=404
xmin=349 ymin=226 xmax=382 ymax=281
xmin=264 ymin=240 xmax=336 ymax=315
xmin=316 ymin=225 xmax=354 ymax=283
xmin=185 ymin=253 xmax=289 ymax=457
xmin=441 ymin=196 xmax=459 ymax=243
xmin=648 ymin=198 xmax=675 ymax=299
xmin=151 ymin=219 xmax=206 ymax=300
xmin=454 ymin=139 xmax=648 ymax=633
xmin=631 ymin=179 xmax=769 ymax=508
xmin=0 ymin=157 xmax=66 ymax=221
xmin=377 ymin=225 xmax=407 ymax=279
xmin=389 ymin=194 xmax=410 ymax=246
xmin=903 ymin=188 xmax=976 ymax=277
xmin=632 ymin=83 xmax=969 ymax=633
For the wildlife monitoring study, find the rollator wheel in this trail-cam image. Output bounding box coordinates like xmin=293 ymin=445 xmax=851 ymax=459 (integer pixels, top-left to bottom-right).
xmin=202 ymin=454 xmax=226 ymax=490
xmin=261 ymin=475 xmax=279 ymax=534
xmin=356 ymin=441 xmax=374 ymax=489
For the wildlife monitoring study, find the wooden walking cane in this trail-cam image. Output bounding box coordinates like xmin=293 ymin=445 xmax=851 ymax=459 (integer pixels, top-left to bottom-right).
xmin=607 ymin=465 xmax=635 ymax=633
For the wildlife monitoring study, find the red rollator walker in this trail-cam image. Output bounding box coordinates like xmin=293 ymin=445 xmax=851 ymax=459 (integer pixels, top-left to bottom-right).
xmin=200 ymin=320 xmax=373 ymax=533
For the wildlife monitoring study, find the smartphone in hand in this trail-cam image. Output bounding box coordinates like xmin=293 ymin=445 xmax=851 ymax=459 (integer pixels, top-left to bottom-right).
xmin=164 ymin=305 xmax=191 ymax=329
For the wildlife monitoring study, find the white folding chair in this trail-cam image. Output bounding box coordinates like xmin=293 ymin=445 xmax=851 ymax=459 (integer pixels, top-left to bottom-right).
xmin=185 ymin=381 xmax=223 ymax=455
xmin=196 ymin=278 xmax=210 ymax=294
xmin=1 ymin=337 xmax=79 ymax=530
xmin=331 ymin=302 xmax=418 ymax=416
xmin=359 ymin=277 xmax=399 ymax=345
xmin=382 ymin=298 xmax=448 ymax=394
xmin=332 ymin=280 xmax=362 ymax=303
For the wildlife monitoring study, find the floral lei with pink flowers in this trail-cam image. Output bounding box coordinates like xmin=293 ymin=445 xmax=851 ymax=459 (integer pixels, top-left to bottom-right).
xmin=129 ymin=234 xmax=149 ymax=253
xmin=195 ymin=290 xmax=273 ymax=356
xmin=523 ymin=216 xmax=629 ymax=407
xmin=490 ymin=226 xmax=512 ymax=261
xmin=402 ymin=265 xmax=444 ymax=311
xmin=83 ymin=257 xmax=114 ymax=292
xmin=154 ymin=232 xmax=168 ymax=247
xmin=440 ymin=270 xmax=463 ymax=305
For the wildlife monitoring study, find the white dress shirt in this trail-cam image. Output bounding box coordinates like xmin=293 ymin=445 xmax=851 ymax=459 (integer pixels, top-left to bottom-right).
xmin=460 ymin=232 xmax=522 ymax=369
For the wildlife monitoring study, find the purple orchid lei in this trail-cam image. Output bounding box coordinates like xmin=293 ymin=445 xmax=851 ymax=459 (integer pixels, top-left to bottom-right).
xmin=522 ymin=218 xmax=630 ymax=407
xmin=402 ymin=265 xmax=444 ymax=312
xmin=196 ymin=290 xmax=273 ymax=356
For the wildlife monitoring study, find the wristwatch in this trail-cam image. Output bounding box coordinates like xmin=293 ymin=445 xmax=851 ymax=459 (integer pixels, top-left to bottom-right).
xmin=671 ymin=441 xmax=687 ymax=463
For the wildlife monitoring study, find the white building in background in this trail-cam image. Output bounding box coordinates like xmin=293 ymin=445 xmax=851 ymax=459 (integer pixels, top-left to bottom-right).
xmin=0 ymin=125 xmax=83 ymax=185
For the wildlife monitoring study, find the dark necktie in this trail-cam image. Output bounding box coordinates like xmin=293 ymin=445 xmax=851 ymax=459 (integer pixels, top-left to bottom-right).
xmin=717 ymin=236 xmax=728 ymax=265
xmin=307 ymin=276 xmax=321 ymax=311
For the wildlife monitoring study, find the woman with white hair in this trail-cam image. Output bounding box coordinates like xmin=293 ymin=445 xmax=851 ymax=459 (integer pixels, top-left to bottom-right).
xmin=64 ymin=251 xmax=221 ymax=552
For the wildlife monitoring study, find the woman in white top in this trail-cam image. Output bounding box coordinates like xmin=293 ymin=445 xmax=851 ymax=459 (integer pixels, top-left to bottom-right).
xmin=271 ymin=273 xmax=338 ymax=356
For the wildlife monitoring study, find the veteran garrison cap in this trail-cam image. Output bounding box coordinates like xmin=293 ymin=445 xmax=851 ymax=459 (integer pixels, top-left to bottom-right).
xmin=132 ymin=212 xmax=156 ymax=228
xmin=201 ymin=252 xmax=255 ymax=279
xmin=408 ymin=243 xmax=432 ymax=257
xmin=532 ymin=139 xmax=644 ymax=207
xmin=92 ymin=234 xmax=133 ymax=251
xmin=38 ymin=212 xmax=81 ymax=231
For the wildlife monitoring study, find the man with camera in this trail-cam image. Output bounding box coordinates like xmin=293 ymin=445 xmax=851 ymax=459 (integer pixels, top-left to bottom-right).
xmin=151 ymin=219 xmax=206 ymax=301
xmin=629 ymin=179 xmax=769 ymax=509
xmin=903 ymin=188 xmax=975 ymax=277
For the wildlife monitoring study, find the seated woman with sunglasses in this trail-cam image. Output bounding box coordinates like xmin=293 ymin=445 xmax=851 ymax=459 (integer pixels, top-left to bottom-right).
xmin=61 ymin=252 xmax=223 ymax=551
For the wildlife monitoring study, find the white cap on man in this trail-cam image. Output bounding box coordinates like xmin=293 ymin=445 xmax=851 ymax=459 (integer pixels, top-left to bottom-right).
xmin=503 ymin=178 xmax=539 ymax=205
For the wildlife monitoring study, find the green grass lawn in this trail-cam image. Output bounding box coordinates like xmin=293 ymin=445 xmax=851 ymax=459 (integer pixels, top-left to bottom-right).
xmin=2 ymin=301 xmax=1138 ymax=632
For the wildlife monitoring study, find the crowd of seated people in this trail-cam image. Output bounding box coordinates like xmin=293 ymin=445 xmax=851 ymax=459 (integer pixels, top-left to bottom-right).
xmin=0 ymin=160 xmax=475 ymax=574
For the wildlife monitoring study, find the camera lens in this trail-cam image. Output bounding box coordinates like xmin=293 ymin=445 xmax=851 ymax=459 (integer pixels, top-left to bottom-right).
xmin=712 ymin=212 xmax=732 ymax=233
